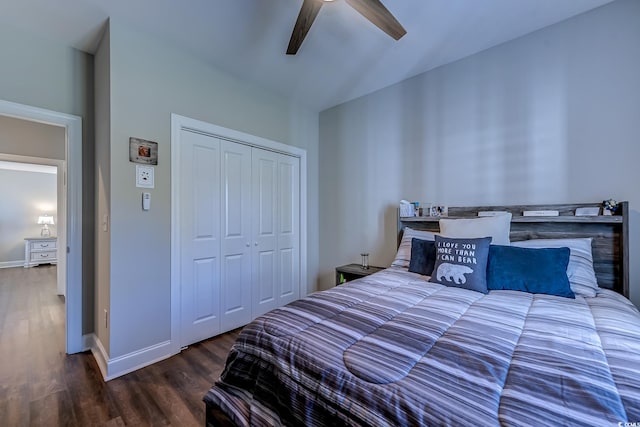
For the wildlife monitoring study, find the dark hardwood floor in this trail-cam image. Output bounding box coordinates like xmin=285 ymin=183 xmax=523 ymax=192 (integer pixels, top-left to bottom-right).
xmin=0 ymin=265 xmax=239 ymax=426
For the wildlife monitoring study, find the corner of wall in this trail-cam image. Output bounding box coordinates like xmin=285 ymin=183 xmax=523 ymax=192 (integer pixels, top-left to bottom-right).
xmin=88 ymin=332 xmax=175 ymax=381
xmin=87 ymin=333 xmax=109 ymax=380
xmin=94 ymin=18 xmax=112 ymax=356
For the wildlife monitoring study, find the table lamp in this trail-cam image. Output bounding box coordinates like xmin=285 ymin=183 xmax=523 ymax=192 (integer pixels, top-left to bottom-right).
xmin=37 ymin=215 xmax=54 ymax=237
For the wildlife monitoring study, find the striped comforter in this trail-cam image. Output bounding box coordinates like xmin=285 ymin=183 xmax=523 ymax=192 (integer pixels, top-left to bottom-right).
xmin=205 ymin=267 xmax=640 ymax=426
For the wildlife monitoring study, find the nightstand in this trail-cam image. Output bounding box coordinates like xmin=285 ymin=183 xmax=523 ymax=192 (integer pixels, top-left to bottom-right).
xmin=24 ymin=237 xmax=58 ymax=268
xmin=335 ymin=263 xmax=385 ymax=285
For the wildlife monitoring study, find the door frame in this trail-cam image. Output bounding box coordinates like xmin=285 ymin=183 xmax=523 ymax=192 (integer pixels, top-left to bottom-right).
xmin=170 ymin=114 xmax=307 ymax=354
xmin=0 ymin=99 xmax=83 ymax=354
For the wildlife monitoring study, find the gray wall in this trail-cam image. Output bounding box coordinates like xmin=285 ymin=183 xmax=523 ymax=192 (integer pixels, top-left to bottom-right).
xmin=319 ymin=0 xmax=640 ymax=306
xmin=94 ymin=23 xmax=112 ymax=354
xmin=0 ymin=116 xmax=65 ymax=160
xmin=0 ymin=168 xmax=57 ymax=265
xmin=0 ymin=21 xmax=95 ymax=334
xmin=102 ymin=20 xmax=319 ymax=358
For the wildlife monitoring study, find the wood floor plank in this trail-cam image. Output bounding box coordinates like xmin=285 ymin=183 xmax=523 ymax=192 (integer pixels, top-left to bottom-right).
xmin=29 ymin=389 xmax=78 ymax=427
xmin=0 ymin=265 xmax=240 ymax=426
xmin=101 ymin=416 xmax=126 ymax=427
xmin=65 ymin=353 xmax=120 ymax=426
xmin=0 ymin=383 xmax=30 ymax=427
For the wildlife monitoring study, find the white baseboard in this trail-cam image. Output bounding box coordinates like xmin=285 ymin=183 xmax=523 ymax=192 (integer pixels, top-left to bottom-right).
xmin=81 ymin=333 xmax=93 ymax=351
xmin=88 ymin=333 xmax=109 ymax=380
xmin=88 ymin=334 xmax=176 ymax=381
xmin=0 ymin=260 xmax=25 ymax=269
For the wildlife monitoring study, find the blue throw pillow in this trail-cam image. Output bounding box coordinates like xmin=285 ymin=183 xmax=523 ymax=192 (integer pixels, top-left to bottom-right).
xmin=487 ymin=245 xmax=574 ymax=298
xmin=428 ymin=236 xmax=491 ymax=293
xmin=408 ymin=238 xmax=436 ymax=276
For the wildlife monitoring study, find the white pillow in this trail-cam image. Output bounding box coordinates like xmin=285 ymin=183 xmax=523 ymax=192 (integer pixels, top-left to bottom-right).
xmin=391 ymin=227 xmax=438 ymax=268
xmin=439 ymin=213 xmax=512 ymax=245
xmin=512 ymin=238 xmax=598 ymax=297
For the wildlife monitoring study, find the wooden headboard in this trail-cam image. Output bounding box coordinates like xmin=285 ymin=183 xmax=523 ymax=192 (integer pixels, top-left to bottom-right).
xmin=398 ymin=202 xmax=629 ymax=298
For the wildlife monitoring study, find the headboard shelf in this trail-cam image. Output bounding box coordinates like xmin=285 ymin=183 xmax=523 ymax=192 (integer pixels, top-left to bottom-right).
xmin=401 ymin=215 xmax=623 ymax=224
xmin=398 ymin=202 xmax=629 ymax=298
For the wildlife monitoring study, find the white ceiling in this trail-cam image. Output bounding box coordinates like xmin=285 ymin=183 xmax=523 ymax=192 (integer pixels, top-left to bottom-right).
xmin=0 ymin=0 xmax=615 ymax=111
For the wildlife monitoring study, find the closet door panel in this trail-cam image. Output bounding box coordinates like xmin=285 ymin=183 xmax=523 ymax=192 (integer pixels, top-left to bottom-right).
xmin=222 ymin=254 xmax=245 ymax=312
xmin=279 ymin=248 xmax=294 ymax=297
xmin=277 ymin=155 xmax=300 ymax=305
xmin=252 ymin=149 xmax=279 ymax=317
xmin=180 ymin=130 xmax=221 ymax=347
xmin=220 ymin=141 xmax=253 ymax=331
xmin=257 ymin=251 xmax=276 ymax=304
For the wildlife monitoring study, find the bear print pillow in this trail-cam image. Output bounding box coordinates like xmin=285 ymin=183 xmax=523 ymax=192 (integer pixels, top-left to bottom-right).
xmin=428 ymin=235 xmax=492 ymax=293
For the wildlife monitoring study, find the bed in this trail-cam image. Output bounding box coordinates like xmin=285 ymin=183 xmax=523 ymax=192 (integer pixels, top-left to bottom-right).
xmin=204 ymin=203 xmax=640 ymax=426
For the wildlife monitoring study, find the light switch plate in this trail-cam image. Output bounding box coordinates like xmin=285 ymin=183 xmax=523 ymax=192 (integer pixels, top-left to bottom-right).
xmin=136 ymin=165 xmax=154 ymax=188
xmin=142 ymin=192 xmax=151 ymax=210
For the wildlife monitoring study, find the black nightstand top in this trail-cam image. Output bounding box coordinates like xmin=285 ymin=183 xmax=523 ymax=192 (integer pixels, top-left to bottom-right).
xmin=335 ymin=263 xmax=386 ymax=285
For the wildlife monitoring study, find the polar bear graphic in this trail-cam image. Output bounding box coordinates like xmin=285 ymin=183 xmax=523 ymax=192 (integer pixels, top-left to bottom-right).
xmin=436 ymin=263 xmax=474 ymax=284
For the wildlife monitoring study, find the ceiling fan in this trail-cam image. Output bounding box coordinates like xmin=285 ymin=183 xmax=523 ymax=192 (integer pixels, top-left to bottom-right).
xmin=286 ymin=0 xmax=406 ymax=55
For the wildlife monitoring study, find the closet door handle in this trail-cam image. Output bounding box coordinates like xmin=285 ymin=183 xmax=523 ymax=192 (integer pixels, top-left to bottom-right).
xmin=254 ymin=242 xmax=258 ymax=246
xmin=246 ymin=243 xmax=250 ymax=247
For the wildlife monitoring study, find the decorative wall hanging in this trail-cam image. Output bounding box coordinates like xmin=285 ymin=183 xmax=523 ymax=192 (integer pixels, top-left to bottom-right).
xmin=129 ymin=137 xmax=158 ymax=165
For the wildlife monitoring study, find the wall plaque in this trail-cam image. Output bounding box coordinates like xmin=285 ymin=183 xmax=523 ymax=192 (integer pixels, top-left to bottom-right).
xmin=129 ymin=137 xmax=158 ymax=165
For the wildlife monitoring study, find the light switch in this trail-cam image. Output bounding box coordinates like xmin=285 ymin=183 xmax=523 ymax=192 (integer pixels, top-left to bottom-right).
xmin=142 ymin=192 xmax=151 ymax=211
xmin=102 ymin=214 xmax=109 ymax=232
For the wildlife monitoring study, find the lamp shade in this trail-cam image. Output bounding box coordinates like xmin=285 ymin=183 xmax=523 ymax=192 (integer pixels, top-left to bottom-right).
xmin=37 ymin=215 xmax=55 ymax=225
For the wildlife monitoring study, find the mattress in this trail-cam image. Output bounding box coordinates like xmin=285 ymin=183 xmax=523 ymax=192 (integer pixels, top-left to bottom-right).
xmin=204 ymin=267 xmax=640 ymax=426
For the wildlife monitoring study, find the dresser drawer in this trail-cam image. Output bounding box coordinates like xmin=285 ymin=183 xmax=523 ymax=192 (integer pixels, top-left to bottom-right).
xmin=30 ymin=250 xmax=57 ymax=262
xmin=30 ymin=240 xmax=57 ymax=251
xmin=24 ymin=237 xmax=58 ymax=268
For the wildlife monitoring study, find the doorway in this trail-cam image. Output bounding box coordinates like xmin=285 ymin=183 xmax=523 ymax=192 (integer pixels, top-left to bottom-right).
xmin=0 ymin=99 xmax=83 ymax=354
xmin=0 ymin=157 xmax=65 ymax=292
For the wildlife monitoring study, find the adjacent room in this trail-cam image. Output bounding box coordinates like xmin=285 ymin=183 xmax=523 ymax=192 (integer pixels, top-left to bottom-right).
xmin=0 ymin=161 xmax=58 ymax=269
xmin=0 ymin=159 xmax=61 ymax=343
xmin=0 ymin=0 xmax=638 ymax=425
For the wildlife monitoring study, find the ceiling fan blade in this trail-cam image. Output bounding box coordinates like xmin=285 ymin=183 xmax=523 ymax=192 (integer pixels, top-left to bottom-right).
xmin=345 ymin=0 xmax=406 ymax=40
xmin=287 ymin=0 xmax=323 ymax=55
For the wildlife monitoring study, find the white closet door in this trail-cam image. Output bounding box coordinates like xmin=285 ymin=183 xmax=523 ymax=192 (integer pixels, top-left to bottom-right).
xmin=220 ymin=140 xmax=253 ymax=331
xmin=178 ymin=126 xmax=302 ymax=345
xmin=251 ymin=149 xmax=280 ymax=317
xmin=252 ymin=149 xmax=301 ymax=317
xmin=180 ymin=130 xmax=221 ymax=346
xmin=277 ymin=154 xmax=300 ymax=306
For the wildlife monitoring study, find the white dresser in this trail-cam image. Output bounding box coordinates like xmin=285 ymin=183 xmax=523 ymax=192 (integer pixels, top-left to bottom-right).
xmin=24 ymin=237 xmax=58 ymax=268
